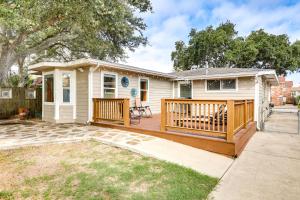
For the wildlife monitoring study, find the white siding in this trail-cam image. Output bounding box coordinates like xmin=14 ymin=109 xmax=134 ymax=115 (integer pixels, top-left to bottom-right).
xmin=92 ymin=69 xmax=173 ymax=114
xmin=59 ymin=105 xmax=74 ymax=123
xmin=43 ymin=104 xmax=55 ymax=122
xmin=93 ymin=71 xmax=101 ymax=98
xmin=148 ymin=77 xmax=173 ymax=113
xmin=191 ymin=77 xmax=255 ymax=99
xmin=259 ymin=76 xmax=271 ymax=124
xmin=76 ymin=69 xmax=89 ymax=123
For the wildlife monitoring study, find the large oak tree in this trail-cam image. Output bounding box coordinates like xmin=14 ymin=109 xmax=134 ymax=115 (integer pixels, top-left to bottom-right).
xmin=171 ymin=22 xmax=300 ymax=75
xmin=0 ymin=0 xmax=152 ymax=82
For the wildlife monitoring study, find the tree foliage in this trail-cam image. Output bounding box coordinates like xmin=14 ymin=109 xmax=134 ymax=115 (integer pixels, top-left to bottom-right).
xmin=0 ymin=0 xmax=152 ymax=82
xmin=171 ymin=22 xmax=300 ymax=75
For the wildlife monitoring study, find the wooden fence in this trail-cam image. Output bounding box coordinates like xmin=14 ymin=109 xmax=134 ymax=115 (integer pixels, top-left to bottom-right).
xmin=93 ymin=98 xmax=130 ymax=126
xmin=161 ymin=99 xmax=254 ymax=142
xmin=0 ymin=87 xmax=42 ymax=119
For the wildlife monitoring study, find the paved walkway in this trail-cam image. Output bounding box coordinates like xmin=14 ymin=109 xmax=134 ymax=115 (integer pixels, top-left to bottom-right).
xmin=210 ymin=109 xmax=300 ymax=200
xmin=0 ymin=119 xmax=233 ymax=178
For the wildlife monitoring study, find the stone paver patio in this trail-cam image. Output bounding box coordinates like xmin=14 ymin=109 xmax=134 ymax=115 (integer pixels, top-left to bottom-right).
xmin=0 ymin=120 xmax=155 ymax=150
xmin=0 ymin=119 xmax=233 ymax=178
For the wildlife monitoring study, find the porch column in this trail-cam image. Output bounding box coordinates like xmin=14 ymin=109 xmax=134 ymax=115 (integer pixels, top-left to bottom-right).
xmin=54 ymin=69 xmax=61 ymax=121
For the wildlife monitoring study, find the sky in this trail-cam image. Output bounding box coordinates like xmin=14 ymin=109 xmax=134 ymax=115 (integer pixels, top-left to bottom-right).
xmin=121 ymin=0 xmax=300 ymax=84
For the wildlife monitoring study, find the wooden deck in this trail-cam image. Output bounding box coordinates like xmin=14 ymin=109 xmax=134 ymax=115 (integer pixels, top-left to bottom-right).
xmin=92 ymin=113 xmax=256 ymax=157
xmin=92 ymin=98 xmax=256 ymax=157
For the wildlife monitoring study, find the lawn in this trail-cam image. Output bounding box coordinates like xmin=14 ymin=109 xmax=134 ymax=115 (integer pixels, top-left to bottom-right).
xmin=0 ymin=141 xmax=218 ymax=200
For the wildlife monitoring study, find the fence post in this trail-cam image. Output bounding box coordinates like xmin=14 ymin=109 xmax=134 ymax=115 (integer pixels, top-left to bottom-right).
xmin=243 ymin=100 xmax=248 ymax=128
xmin=227 ymin=100 xmax=235 ymax=142
xmin=123 ymin=98 xmax=130 ymax=127
xmin=161 ymin=99 xmax=166 ymax=132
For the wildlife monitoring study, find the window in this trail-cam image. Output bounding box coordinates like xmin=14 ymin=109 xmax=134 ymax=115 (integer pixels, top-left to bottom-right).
xmin=222 ymin=79 xmax=236 ymax=90
xmin=103 ymin=74 xmax=116 ymax=98
xmin=44 ymin=74 xmax=54 ymax=102
xmin=0 ymin=88 xmax=12 ymax=99
xmin=140 ymin=79 xmax=149 ymax=101
xmin=62 ymin=73 xmax=71 ymax=103
xmin=207 ymin=80 xmax=220 ymax=91
xmin=179 ymin=82 xmax=192 ymax=99
xmin=25 ymin=89 xmax=36 ymax=99
xmin=207 ymin=79 xmax=236 ymax=91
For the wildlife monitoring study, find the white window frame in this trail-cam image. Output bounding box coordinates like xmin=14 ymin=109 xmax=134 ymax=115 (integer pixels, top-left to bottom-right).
xmin=0 ymin=88 xmax=12 ymax=99
xmin=60 ymin=70 xmax=76 ymax=106
xmin=205 ymin=78 xmax=238 ymax=92
xmin=43 ymin=71 xmax=55 ymax=105
xmin=62 ymin=72 xmax=71 ymax=104
xmin=25 ymin=89 xmax=36 ymax=100
xmin=177 ymin=81 xmax=193 ymax=98
xmin=101 ymin=71 xmax=118 ymax=98
xmin=138 ymin=77 xmax=150 ymax=102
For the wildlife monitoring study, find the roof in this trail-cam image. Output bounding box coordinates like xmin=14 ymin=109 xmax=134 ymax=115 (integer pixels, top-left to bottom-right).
xmin=28 ymin=58 xmax=177 ymax=79
xmin=28 ymin=58 xmax=278 ymax=84
xmin=169 ymin=68 xmax=272 ymax=79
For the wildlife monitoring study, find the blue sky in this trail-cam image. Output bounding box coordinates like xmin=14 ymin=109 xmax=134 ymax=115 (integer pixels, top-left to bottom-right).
xmin=122 ymin=0 xmax=300 ymax=84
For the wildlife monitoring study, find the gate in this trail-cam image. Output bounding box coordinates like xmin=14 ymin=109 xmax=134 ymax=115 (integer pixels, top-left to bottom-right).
xmin=264 ymin=107 xmax=299 ymax=134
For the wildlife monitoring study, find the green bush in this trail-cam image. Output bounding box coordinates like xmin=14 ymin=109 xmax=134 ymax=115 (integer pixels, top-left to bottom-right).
xmin=296 ymin=96 xmax=300 ymax=108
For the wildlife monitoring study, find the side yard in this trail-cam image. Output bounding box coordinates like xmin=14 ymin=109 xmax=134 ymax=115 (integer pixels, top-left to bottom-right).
xmin=0 ymin=141 xmax=218 ymax=200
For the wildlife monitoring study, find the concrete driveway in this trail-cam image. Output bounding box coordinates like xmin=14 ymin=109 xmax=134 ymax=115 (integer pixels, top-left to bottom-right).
xmin=210 ymin=108 xmax=300 ymax=200
xmin=0 ymin=119 xmax=233 ymax=178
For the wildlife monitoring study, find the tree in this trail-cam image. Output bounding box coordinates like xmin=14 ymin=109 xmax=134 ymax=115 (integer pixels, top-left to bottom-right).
xmin=0 ymin=0 xmax=152 ymax=83
xmin=172 ymin=22 xmax=237 ymax=70
xmin=171 ymin=22 xmax=300 ymax=74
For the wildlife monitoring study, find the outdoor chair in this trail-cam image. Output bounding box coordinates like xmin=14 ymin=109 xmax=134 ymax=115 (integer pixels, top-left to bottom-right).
xmin=209 ymin=105 xmax=227 ymax=125
xmin=130 ymin=107 xmax=142 ymax=124
xmin=19 ymin=108 xmax=29 ymax=120
xmin=134 ymin=98 xmax=152 ymax=118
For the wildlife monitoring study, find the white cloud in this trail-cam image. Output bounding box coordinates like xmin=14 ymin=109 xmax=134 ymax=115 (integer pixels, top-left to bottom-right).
xmin=122 ymin=0 xmax=300 ymax=73
xmin=122 ymin=15 xmax=192 ymax=73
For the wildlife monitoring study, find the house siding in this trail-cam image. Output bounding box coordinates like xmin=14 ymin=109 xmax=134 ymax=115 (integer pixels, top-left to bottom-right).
xmin=59 ymin=105 xmax=74 ymax=123
xmin=76 ymin=69 xmax=89 ymax=123
xmin=43 ymin=104 xmax=55 ymax=122
xmin=191 ymin=77 xmax=255 ymax=99
xmin=92 ymin=69 xmax=173 ymax=114
xmin=259 ymin=76 xmax=271 ymax=124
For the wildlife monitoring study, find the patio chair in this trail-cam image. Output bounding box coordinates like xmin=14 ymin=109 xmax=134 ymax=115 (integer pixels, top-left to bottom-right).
xmin=134 ymin=98 xmax=152 ymax=118
xmin=130 ymin=107 xmax=142 ymax=124
xmin=19 ymin=108 xmax=29 ymax=120
xmin=210 ymin=105 xmax=227 ymax=125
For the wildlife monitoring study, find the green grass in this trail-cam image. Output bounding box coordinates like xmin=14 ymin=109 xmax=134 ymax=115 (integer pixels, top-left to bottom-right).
xmin=0 ymin=141 xmax=218 ymax=200
xmin=0 ymin=191 xmax=13 ymax=200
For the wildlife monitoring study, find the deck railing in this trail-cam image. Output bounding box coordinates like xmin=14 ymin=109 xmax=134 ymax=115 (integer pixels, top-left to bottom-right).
xmin=93 ymin=98 xmax=130 ymax=126
xmin=161 ymin=99 xmax=254 ymax=142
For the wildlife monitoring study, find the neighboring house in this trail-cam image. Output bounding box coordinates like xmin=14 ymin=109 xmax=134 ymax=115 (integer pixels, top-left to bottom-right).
xmin=271 ymin=76 xmax=293 ymax=106
xmin=28 ymin=58 xmax=278 ymax=130
xmin=292 ymin=85 xmax=300 ymax=97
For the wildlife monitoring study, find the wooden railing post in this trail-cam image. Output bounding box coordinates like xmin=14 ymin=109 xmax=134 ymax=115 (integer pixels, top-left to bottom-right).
xmin=123 ymin=98 xmax=130 ymax=127
xmin=227 ymin=100 xmax=235 ymax=142
xmin=161 ymin=99 xmax=166 ymax=132
xmin=244 ymin=100 xmax=248 ymax=128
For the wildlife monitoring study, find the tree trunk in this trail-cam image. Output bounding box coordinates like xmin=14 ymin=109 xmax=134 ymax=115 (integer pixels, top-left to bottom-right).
xmin=0 ymin=44 xmax=17 ymax=84
xmin=17 ymin=57 xmax=26 ymax=86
